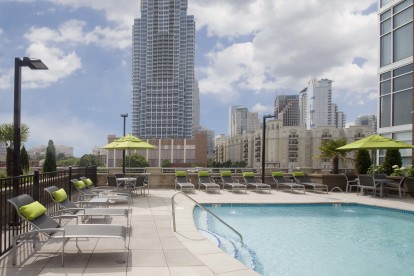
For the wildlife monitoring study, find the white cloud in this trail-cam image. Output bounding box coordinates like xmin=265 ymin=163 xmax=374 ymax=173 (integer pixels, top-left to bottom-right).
xmin=195 ymin=0 xmax=378 ymax=105
xmin=251 ymin=103 xmax=272 ymax=115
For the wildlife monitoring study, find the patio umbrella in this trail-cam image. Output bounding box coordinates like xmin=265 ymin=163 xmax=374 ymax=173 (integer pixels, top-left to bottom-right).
xmin=103 ymin=134 xmax=155 ymax=174
xmin=336 ymin=134 xmax=414 ymax=174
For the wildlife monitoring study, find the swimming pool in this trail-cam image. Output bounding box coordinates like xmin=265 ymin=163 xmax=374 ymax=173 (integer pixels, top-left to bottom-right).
xmin=193 ymin=204 xmax=414 ymax=276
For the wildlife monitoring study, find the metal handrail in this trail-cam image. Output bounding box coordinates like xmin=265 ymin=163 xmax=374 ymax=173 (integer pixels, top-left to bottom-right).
xmin=171 ymin=191 xmax=243 ymax=244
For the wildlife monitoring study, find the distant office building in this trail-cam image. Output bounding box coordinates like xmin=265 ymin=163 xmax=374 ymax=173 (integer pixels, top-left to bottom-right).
xmin=300 ymin=78 xmax=345 ymax=129
xmin=378 ymin=0 xmax=413 ymax=164
xmin=355 ymin=115 xmax=377 ymax=134
xmin=229 ymin=106 xmax=260 ymax=137
xmin=132 ymin=0 xmax=196 ymax=139
xmin=193 ymin=126 xmax=215 ymax=161
xmin=28 ymin=145 xmax=74 ymax=159
xmin=274 ymin=95 xmax=300 ymax=126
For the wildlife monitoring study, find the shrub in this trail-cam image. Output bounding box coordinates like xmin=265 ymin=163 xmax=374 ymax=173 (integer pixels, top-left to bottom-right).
xmin=382 ymin=149 xmax=402 ymax=175
xmin=355 ymin=149 xmax=371 ymax=174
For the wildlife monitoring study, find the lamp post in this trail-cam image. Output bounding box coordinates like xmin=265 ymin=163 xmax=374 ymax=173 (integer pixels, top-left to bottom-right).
xmin=120 ymin=113 xmax=128 ymax=174
xmin=13 ymin=57 xmax=48 ymax=178
xmin=261 ymin=114 xmax=275 ymax=183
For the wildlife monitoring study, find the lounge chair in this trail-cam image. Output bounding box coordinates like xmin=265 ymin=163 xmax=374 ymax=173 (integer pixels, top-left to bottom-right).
xmin=271 ymin=171 xmax=305 ymax=194
xmin=242 ymin=172 xmax=271 ymax=193
xmin=197 ymin=171 xmax=220 ymax=193
xmin=175 ymin=171 xmax=195 ymax=192
xmin=8 ymin=194 xmax=127 ymax=267
xmin=357 ymin=175 xmax=381 ymax=197
xmin=292 ymin=172 xmax=328 ymax=193
xmin=79 ymin=176 xmax=105 ymax=193
xmin=44 ymin=186 xmax=129 ymax=226
xmin=383 ymin=176 xmax=408 ymax=198
xmin=71 ymin=179 xmax=130 ymax=204
xmin=220 ymin=170 xmax=246 ymax=193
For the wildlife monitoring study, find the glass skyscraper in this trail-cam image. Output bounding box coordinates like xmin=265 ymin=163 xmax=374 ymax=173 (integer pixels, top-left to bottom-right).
xmin=132 ymin=0 xmax=195 ymax=139
xmin=378 ymin=0 xmax=413 ymax=164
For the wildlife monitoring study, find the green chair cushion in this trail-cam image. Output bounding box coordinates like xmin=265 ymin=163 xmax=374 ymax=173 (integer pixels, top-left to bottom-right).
xmin=19 ymin=201 xmax=47 ymax=221
xmin=271 ymin=171 xmax=284 ymax=177
xmin=75 ymin=180 xmax=85 ymax=189
xmin=243 ymin=172 xmax=255 ymax=177
xmin=52 ymin=188 xmax=68 ymax=203
xmin=198 ymin=171 xmax=209 ymax=177
xmin=220 ymin=171 xmax=232 ymax=177
xmin=292 ymin=172 xmax=305 ymax=177
xmin=83 ymin=178 xmax=93 ymax=187
xmin=175 ymin=171 xmax=187 ymax=177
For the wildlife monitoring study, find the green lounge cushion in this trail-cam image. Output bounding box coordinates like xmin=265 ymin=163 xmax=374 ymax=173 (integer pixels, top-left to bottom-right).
xmin=271 ymin=171 xmax=284 ymax=177
xmin=243 ymin=172 xmax=255 ymax=177
xmin=19 ymin=201 xmax=47 ymax=221
xmin=83 ymin=178 xmax=93 ymax=187
xmin=52 ymin=188 xmax=68 ymax=203
xmin=198 ymin=171 xmax=210 ymax=177
xmin=75 ymin=180 xmax=85 ymax=189
xmin=292 ymin=172 xmax=305 ymax=177
xmin=175 ymin=171 xmax=187 ymax=177
xmin=220 ymin=171 xmax=232 ymax=177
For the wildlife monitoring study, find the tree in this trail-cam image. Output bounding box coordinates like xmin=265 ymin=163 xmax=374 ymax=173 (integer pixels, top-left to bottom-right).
xmin=0 ymin=123 xmax=29 ymax=176
xmin=79 ymin=154 xmax=103 ymax=167
xmin=20 ymin=145 xmax=30 ymax=174
xmin=56 ymin=153 xmax=66 ymax=161
xmin=161 ymin=159 xmax=172 ymax=167
xmin=43 ymin=140 xmax=57 ymax=172
xmin=382 ymin=149 xmax=402 ymax=175
xmin=316 ymin=139 xmax=349 ymax=174
xmin=57 ymin=157 xmax=80 ymax=167
xmin=125 ymin=154 xmax=149 ymax=167
xmin=355 ymin=149 xmax=371 ymax=174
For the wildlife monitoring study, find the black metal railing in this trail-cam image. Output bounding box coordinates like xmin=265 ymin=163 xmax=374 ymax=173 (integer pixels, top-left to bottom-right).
xmin=0 ymin=166 xmax=97 ymax=257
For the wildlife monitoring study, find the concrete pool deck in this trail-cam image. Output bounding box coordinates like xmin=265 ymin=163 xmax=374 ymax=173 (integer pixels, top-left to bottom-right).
xmin=1 ymin=188 xmax=414 ymax=275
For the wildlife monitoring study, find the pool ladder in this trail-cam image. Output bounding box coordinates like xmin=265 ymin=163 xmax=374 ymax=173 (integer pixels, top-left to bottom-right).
xmin=171 ymin=191 xmax=243 ymax=244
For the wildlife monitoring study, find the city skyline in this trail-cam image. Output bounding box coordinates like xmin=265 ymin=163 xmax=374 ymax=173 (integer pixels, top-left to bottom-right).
xmin=0 ymin=0 xmax=378 ymax=156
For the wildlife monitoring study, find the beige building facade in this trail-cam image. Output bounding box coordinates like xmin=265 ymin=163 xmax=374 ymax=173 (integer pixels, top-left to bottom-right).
xmin=215 ymin=119 xmax=373 ymax=172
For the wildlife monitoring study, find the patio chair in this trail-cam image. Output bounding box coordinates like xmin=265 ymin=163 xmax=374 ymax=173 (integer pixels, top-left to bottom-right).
xmin=70 ymin=179 xmax=131 ymax=205
xmin=383 ymin=176 xmax=408 ymax=198
xmin=292 ymin=172 xmax=328 ymax=193
xmin=271 ymin=171 xmax=305 ymax=194
xmin=8 ymin=194 xmax=127 ymax=267
xmin=197 ymin=171 xmax=220 ymax=193
xmin=242 ymin=172 xmax=271 ymax=193
xmin=343 ymin=174 xmax=359 ymax=193
xmin=357 ymin=175 xmax=381 ymax=197
xmin=220 ymin=170 xmax=246 ymax=193
xmin=175 ymin=171 xmax=195 ymax=193
xmin=79 ymin=177 xmax=106 ymax=193
xmin=44 ymin=186 xmax=129 ymax=226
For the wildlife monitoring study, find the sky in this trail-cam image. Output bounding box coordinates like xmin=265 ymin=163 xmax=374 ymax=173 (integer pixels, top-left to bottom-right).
xmin=0 ymin=0 xmax=379 ymax=157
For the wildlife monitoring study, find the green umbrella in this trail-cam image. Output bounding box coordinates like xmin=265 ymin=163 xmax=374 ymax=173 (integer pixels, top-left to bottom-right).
xmin=336 ymin=134 xmax=414 ymax=150
xmin=336 ymin=134 xmax=413 ymax=175
xmin=103 ymin=134 xmax=155 ymax=174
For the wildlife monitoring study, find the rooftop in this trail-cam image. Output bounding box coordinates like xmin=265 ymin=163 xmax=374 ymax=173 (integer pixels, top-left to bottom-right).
xmin=1 ymin=189 xmax=414 ymax=275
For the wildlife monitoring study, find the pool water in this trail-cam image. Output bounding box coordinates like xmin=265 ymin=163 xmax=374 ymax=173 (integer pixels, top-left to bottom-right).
xmin=193 ymin=204 xmax=414 ymax=276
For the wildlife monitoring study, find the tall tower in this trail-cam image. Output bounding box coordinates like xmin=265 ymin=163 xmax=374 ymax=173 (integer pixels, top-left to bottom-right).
xmin=306 ymin=78 xmax=334 ymax=129
xmin=229 ymin=106 xmax=260 ymax=137
xmin=132 ymin=0 xmax=195 ymax=139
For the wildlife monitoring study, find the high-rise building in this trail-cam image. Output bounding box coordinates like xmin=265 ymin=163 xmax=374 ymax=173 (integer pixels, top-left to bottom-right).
xmin=355 ymin=114 xmax=377 ymax=134
xmin=299 ymin=78 xmax=345 ymax=130
xmin=378 ymin=0 xmax=413 ymax=164
xmin=274 ymin=95 xmax=300 ymax=126
xmin=229 ymin=106 xmax=260 ymax=137
xmin=132 ymin=0 xmax=195 ymax=139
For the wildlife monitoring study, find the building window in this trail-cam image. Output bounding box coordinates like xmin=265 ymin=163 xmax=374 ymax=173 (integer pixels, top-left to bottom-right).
xmin=393 ymin=22 xmax=413 ymax=62
xmin=393 ymin=89 xmax=412 ymax=125
xmin=380 ymin=95 xmax=391 ymax=128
